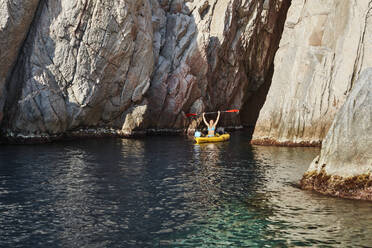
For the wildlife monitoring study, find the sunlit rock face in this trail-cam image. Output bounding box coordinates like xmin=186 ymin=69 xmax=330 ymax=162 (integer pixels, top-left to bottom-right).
xmin=252 ymin=0 xmax=372 ymax=146
xmin=301 ymin=68 xmax=372 ymax=200
xmin=0 ymin=0 xmax=40 ymax=124
xmin=2 ymin=0 xmax=154 ymax=135
xmin=0 ymin=0 xmax=290 ymax=137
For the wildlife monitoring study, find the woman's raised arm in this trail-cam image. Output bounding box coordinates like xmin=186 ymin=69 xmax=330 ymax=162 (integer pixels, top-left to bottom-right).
xmin=202 ymin=113 xmax=209 ymax=127
xmin=214 ymin=111 xmax=221 ymax=127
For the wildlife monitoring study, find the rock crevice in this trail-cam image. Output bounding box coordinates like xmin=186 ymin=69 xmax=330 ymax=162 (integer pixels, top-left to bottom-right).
xmin=0 ymin=0 xmax=41 ymax=124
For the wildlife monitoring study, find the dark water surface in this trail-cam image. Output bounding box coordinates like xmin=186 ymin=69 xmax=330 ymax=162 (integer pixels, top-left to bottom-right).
xmin=0 ymin=132 xmax=371 ymax=247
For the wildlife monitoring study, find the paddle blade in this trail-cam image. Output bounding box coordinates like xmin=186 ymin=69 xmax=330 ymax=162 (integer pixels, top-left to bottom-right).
xmin=186 ymin=113 xmax=197 ymax=117
xmin=225 ymin=109 xmax=239 ymax=113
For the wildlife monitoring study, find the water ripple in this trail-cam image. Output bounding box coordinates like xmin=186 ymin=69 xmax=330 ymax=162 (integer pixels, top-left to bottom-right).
xmin=0 ymin=134 xmax=371 ymax=247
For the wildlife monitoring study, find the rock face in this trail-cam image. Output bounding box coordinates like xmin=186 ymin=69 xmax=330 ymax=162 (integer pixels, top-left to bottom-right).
xmin=3 ymin=0 xmax=155 ymax=135
xmin=146 ymin=0 xmax=291 ymax=131
xmin=0 ymin=0 xmax=40 ymax=124
xmin=252 ymin=0 xmax=372 ymax=146
xmin=301 ymin=68 xmax=372 ymax=200
xmin=0 ymin=0 xmax=290 ymax=138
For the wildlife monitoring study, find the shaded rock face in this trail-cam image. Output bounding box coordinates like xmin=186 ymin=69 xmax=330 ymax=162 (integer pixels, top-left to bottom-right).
xmin=146 ymin=0 xmax=291 ymax=130
xmin=0 ymin=0 xmax=40 ymax=124
xmin=252 ymin=0 xmax=372 ymax=146
xmin=0 ymin=0 xmax=290 ymax=137
xmin=301 ymin=68 xmax=372 ymax=200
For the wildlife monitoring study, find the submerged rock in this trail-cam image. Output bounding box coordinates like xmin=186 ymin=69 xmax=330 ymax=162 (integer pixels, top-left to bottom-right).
xmin=301 ymin=68 xmax=372 ymax=200
xmin=252 ymin=0 xmax=372 ymax=146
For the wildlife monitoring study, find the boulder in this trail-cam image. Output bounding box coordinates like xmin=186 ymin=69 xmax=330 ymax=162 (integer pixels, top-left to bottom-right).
xmin=301 ymin=68 xmax=372 ymax=200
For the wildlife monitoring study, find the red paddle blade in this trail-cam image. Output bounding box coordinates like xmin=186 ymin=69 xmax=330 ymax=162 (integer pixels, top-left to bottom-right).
xmin=225 ymin=109 xmax=239 ymax=113
xmin=186 ymin=113 xmax=197 ymax=117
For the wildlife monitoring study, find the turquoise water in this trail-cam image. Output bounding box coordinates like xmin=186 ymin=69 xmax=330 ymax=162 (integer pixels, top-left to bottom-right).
xmin=0 ymin=132 xmax=371 ymax=247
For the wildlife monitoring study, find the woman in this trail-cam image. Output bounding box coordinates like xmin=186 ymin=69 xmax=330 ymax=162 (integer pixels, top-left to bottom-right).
xmin=202 ymin=111 xmax=220 ymax=137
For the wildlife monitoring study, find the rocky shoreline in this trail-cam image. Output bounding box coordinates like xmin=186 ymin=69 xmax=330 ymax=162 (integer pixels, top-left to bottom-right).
xmin=0 ymin=128 xmax=183 ymax=144
xmin=251 ymin=138 xmax=321 ymax=147
xmin=0 ymin=126 xmax=244 ymax=144
xmin=301 ymin=170 xmax=372 ymax=201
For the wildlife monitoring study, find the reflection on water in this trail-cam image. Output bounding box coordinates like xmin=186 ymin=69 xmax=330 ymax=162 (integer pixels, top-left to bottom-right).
xmin=0 ymin=133 xmax=371 ymax=247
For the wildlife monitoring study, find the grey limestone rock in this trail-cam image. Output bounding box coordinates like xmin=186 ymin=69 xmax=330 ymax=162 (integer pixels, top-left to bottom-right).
xmin=1 ymin=0 xmax=290 ymax=137
xmin=252 ymin=0 xmax=372 ymax=146
xmin=3 ymin=0 xmax=154 ymax=135
xmin=301 ymin=68 xmax=372 ymax=200
xmin=147 ymin=0 xmax=290 ymax=130
xmin=0 ymin=0 xmax=40 ymax=124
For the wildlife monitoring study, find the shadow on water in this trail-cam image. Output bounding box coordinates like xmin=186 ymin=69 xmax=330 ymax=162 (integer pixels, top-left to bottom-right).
xmin=0 ymin=133 xmax=371 ymax=247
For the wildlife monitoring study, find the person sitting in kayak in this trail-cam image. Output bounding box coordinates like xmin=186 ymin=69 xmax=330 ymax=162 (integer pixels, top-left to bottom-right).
xmin=202 ymin=111 xmax=220 ymax=137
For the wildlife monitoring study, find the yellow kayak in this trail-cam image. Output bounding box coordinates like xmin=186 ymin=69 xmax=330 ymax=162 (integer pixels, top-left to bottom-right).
xmin=194 ymin=134 xmax=230 ymax=144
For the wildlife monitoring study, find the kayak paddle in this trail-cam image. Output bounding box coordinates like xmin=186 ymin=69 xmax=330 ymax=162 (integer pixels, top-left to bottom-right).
xmin=186 ymin=109 xmax=239 ymax=117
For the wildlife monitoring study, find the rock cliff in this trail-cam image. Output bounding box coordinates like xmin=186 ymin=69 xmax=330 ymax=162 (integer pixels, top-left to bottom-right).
xmin=300 ymin=68 xmax=372 ymax=200
xmin=0 ymin=0 xmax=40 ymax=123
xmin=0 ymin=0 xmax=290 ymax=138
xmin=2 ymin=0 xmax=155 ymax=136
xmin=252 ymin=0 xmax=372 ymax=146
xmin=145 ymin=0 xmax=290 ymax=132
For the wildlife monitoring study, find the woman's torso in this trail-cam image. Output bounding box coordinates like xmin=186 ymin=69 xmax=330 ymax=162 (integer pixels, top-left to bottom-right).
xmin=207 ymin=126 xmax=215 ymax=136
